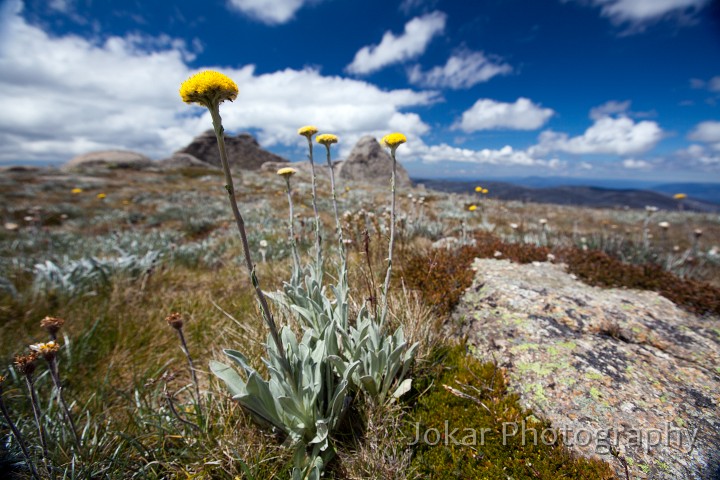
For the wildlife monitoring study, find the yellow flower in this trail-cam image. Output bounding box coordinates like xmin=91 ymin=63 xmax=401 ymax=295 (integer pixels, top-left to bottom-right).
xmin=673 ymin=193 xmax=687 ymax=200
xmin=316 ymin=134 xmax=338 ymax=146
xmin=179 ymin=70 xmax=238 ymax=107
xmin=29 ymin=341 xmax=60 ymax=360
xmin=71 ymin=188 xmax=83 ymax=194
xmin=482 ymin=188 xmax=488 ymax=194
xmin=381 ymin=132 xmax=407 ymax=149
xmin=277 ymin=167 xmax=298 ymax=177
xmin=475 ymin=186 xmax=483 ymax=192
xmin=96 ymin=193 xmax=106 ymax=199
xmin=468 ymin=205 xmax=477 ymax=212
xmin=298 ymin=126 xmax=318 ymax=137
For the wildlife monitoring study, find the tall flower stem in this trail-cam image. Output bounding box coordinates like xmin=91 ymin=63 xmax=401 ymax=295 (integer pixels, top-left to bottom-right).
xmin=283 ymin=176 xmax=301 ymax=273
xmin=0 ymin=385 xmax=41 ymax=480
xmin=323 ymin=145 xmax=345 ymax=262
xmin=24 ymin=375 xmax=52 ymax=478
xmin=380 ymin=151 xmax=397 ymax=327
xmin=47 ymin=358 xmax=81 ymax=451
xmin=174 ymin=327 xmax=202 ymax=417
xmin=207 ymin=105 xmax=288 ymax=368
xmin=306 ymin=136 xmax=323 ymax=267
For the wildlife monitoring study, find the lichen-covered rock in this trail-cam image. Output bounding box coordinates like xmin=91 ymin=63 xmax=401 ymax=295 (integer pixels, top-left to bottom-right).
xmin=454 ymin=259 xmax=720 ymax=480
xmin=177 ymin=130 xmax=288 ymax=170
xmin=63 ymin=150 xmax=152 ymax=171
xmin=337 ymin=135 xmax=412 ymax=188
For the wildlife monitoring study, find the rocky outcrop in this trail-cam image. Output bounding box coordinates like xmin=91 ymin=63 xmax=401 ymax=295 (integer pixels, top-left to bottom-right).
xmin=454 ymin=259 xmax=720 ymax=480
xmin=63 ymin=150 xmax=152 ymax=171
xmin=337 ymin=136 xmax=412 ymax=188
xmin=177 ymin=130 xmax=288 ymax=170
xmin=156 ymin=153 xmax=217 ymax=170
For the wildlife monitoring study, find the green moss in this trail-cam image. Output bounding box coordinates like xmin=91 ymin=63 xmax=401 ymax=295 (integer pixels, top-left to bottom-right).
xmin=589 ymin=387 xmax=602 ymax=400
xmin=408 ymin=345 xmax=617 ymax=479
xmin=586 ymin=371 xmax=605 ymax=381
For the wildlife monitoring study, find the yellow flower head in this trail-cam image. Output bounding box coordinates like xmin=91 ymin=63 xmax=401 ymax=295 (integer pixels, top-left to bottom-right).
xmin=298 ymin=126 xmax=318 ymax=138
xmin=96 ymin=193 xmax=106 ymax=199
xmin=482 ymin=188 xmax=488 ymax=194
xmin=475 ymin=186 xmax=483 ymax=192
xmin=316 ymin=134 xmax=338 ymax=146
xmin=381 ymin=132 xmax=407 ymax=150
xmin=673 ymin=193 xmax=687 ymax=200
xmin=468 ymin=205 xmax=477 ymax=212
xmin=71 ymin=188 xmax=83 ymax=194
xmin=30 ymin=341 xmax=60 ymax=360
xmin=277 ymin=167 xmax=298 ymax=177
xmin=179 ymin=70 xmax=238 ymax=108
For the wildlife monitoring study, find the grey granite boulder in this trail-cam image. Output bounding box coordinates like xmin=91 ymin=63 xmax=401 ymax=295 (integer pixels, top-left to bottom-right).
xmin=63 ymin=150 xmax=152 ymax=171
xmin=176 ymin=130 xmax=288 ymax=170
xmin=337 ymin=136 xmax=412 ymax=188
xmin=156 ymin=153 xmax=217 ymax=170
xmin=453 ymin=259 xmax=719 ymax=480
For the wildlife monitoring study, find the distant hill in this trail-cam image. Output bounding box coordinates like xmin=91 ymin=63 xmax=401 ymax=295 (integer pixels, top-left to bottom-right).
xmin=415 ymin=179 xmax=720 ymax=212
xmin=651 ymin=183 xmax=720 ymax=205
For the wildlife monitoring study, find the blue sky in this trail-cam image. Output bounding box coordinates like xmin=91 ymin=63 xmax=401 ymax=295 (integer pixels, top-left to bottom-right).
xmin=1 ymin=0 xmax=719 ymax=182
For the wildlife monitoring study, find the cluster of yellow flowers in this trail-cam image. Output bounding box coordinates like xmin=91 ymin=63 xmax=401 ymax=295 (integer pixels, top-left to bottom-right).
xmin=475 ymin=186 xmax=489 ymax=194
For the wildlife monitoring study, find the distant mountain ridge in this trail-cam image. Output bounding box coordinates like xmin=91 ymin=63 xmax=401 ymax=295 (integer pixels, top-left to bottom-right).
xmin=416 ymin=178 xmax=720 ymax=213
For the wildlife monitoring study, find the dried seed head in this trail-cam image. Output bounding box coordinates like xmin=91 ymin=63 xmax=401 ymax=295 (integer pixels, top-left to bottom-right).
xmin=14 ymin=353 xmax=38 ymax=376
xmin=166 ymin=312 xmax=184 ymax=330
xmin=694 ymin=229 xmax=703 ymax=238
xmin=40 ymin=316 xmax=65 ymax=336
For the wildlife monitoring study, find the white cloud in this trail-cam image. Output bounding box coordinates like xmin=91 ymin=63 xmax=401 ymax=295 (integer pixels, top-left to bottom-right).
xmin=535 ymin=115 xmax=663 ymax=156
xmin=407 ymin=50 xmax=511 ymax=89
xmin=573 ymin=0 xmax=711 ymax=24
xmin=0 ymin=1 xmax=439 ymax=164
xmin=346 ymin=11 xmax=446 ymax=75
xmin=412 ymin=142 xmax=561 ymax=168
xmin=622 ymin=158 xmax=651 ymax=169
xmin=589 ymin=100 xmax=630 ymax=120
xmin=688 ymin=120 xmax=720 ymax=145
xmin=674 ymin=144 xmax=720 ymax=167
xmin=710 ymin=76 xmax=720 ymax=92
xmin=225 ymin=0 xmax=309 ymax=25
xmin=455 ymin=98 xmax=554 ymax=132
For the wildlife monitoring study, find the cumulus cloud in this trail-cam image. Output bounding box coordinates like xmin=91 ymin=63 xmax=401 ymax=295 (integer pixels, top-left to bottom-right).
xmin=673 ymin=144 xmax=720 ymax=168
xmin=589 ymin=100 xmax=631 ymax=120
xmin=622 ymin=158 xmax=651 ymax=169
xmin=225 ymin=0 xmax=310 ymax=25
xmin=535 ymin=115 xmax=663 ymax=156
xmin=407 ymin=50 xmax=511 ymax=89
xmin=0 ymin=0 xmax=439 ymax=164
xmin=572 ymin=0 xmax=711 ymax=25
xmin=411 ymin=142 xmax=561 ymax=168
xmin=455 ymin=98 xmax=554 ymax=132
xmin=688 ymin=121 xmax=720 ymax=147
xmin=346 ymin=11 xmax=446 ymax=75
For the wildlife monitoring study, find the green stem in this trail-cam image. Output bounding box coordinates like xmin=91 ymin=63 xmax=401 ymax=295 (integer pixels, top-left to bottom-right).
xmin=307 ymin=137 xmax=322 ymax=269
xmin=25 ymin=375 xmax=52 ymax=478
xmin=48 ymin=358 xmax=81 ymax=452
xmin=380 ymin=151 xmax=397 ymax=327
xmin=324 ymin=145 xmax=345 ymax=263
xmin=175 ymin=328 xmax=203 ymax=420
xmin=285 ymin=177 xmax=301 ymax=273
xmin=0 ymin=391 xmax=41 ymax=480
xmin=208 ymin=104 xmax=288 ymax=369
